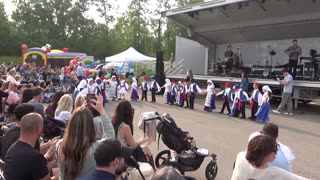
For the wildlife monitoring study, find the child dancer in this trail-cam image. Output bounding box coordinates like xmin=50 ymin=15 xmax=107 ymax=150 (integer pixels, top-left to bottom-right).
xmin=217 ymin=82 xmax=233 ymax=114
xmin=150 ymin=76 xmax=160 ymax=103
xmin=130 ymin=77 xmax=139 ymax=101
xmin=170 ymin=80 xmax=177 ymax=105
xmin=256 ymin=85 xmax=272 ymax=123
xmin=230 ymin=84 xmax=249 ymax=118
xmin=109 ymin=76 xmax=118 ymax=101
xmin=204 ymin=80 xmax=216 ymax=112
xmin=180 ymin=79 xmax=189 ymax=108
xmin=118 ymin=76 xmax=128 ymax=100
xmin=187 ymin=79 xmax=202 ymax=110
xmin=140 ymin=77 xmax=149 ymax=101
xmin=161 ymin=78 xmax=172 ymax=104
xmin=249 ymin=82 xmax=262 ymax=120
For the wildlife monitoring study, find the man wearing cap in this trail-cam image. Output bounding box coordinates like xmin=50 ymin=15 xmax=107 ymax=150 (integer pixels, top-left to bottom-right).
xmin=77 ymin=139 xmax=131 ymax=180
xmin=273 ymin=68 xmax=293 ymax=115
xmin=150 ymin=76 xmax=160 ymax=103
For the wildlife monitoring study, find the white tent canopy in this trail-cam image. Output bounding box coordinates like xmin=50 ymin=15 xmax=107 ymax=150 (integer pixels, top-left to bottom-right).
xmin=105 ymin=47 xmax=156 ymax=62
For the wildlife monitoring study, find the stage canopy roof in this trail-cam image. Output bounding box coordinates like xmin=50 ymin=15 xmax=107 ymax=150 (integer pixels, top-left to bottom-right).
xmin=105 ymin=47 xmax=156 ymax=62
xmin=163 ymin=0 xmax=320 ymax=44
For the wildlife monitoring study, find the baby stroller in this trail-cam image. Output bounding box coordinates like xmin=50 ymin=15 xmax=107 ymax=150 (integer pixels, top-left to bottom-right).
xmin=143 ymin=113 xmax=218 ymax=180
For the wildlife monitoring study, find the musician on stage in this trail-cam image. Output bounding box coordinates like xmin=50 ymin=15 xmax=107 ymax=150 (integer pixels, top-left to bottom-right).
xmin=284 ymin=39 xmax=302 ymax=78
xmin=224 ymin=45 xmax=234 ymax=76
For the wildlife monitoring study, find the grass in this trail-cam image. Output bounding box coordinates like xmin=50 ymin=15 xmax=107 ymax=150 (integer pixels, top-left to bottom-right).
xmin=0 ymin=56 xmax=22 ymax=65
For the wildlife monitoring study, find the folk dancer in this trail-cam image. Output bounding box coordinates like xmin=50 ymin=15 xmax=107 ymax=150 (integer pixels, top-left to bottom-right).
xmin=249 ymin=82 xmax=263 ymax=120
xmin=150 ymin=76 xmax=160 ymax=103
xmin=284 ymin=39 xmax=302 ymax=79
xmin=118 ymin=76 xmax=128 ymax=100
xmin=230 ymin=84 xmax=249 ymax=119
xmin=109 ymin=76 xmax=118 ymax=101
xmin=101 ymin=79 xmax=109 ymax=103
xmin=130 ymin=77 xmax=139 ymax=101
xmin=256 ymin=86 xmax=272 ymax=123
xmin=217 ymin=82 xmax=233 ymax=114
xmin=187 ymin=79 xmax=202 ymax=110
xmin=140 ymin=77 xmax=149 ymax=101
xmin=204 ymin=80 xmax=216 ymax=112
xmin=180 ymin=79 xmax=189 ymax=108
xmin=161 ymin=78 xmax=172 ymax=104
xmin=170 ymin=80 xmax=177 ymax=105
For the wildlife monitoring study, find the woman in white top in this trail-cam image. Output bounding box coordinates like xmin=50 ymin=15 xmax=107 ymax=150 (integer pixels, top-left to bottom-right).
xmin=232 ymin=135 xmax=308 ymax=180
xmin=204 ymin=80 xmax=216 ymax=112
xmin=161 ymin=78 xmax=172 ymax=104
xmin=55 ymin=94 xmax=73 ymax=123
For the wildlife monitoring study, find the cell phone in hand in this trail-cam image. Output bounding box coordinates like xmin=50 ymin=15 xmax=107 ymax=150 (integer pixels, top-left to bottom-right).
xmin=86 ymin=94 xmax=97 ymax=107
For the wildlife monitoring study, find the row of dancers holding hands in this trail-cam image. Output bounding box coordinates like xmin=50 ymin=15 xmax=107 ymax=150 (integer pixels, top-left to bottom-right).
xmin=161 ymin=78 xmax=272 ymax=123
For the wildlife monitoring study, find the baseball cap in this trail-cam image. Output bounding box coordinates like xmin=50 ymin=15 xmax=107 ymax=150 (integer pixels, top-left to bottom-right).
xmin=94 ymin=139 xmax=132 ymax=165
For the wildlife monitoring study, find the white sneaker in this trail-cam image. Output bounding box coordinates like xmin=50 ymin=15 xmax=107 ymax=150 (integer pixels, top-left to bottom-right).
xmin=272 ymin=110 xmax=281 ymax=114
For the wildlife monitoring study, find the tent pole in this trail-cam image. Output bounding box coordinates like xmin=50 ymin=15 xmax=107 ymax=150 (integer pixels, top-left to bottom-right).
xmin=136 ymin=62 xmax=138 ymax=76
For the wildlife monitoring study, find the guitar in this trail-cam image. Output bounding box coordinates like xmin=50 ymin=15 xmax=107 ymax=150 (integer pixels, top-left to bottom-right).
xmin=287 ymin=47 xmax=301 ymax=57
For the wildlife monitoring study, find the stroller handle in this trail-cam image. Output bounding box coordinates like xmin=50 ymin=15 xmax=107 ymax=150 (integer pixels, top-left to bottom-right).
xmin=143 ymin=116 xmax=161 ymax=122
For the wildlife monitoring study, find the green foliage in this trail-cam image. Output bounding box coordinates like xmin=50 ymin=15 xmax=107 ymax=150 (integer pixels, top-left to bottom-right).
xmin=0 ymin=56 xmax=21 ymax=65
xmin=1 ymin=0 xmax=204 ymax=62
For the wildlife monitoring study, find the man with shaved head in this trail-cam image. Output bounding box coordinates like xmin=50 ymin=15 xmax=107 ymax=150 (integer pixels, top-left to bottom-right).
xmin=4 ymin=113 xmax=53 ymax=180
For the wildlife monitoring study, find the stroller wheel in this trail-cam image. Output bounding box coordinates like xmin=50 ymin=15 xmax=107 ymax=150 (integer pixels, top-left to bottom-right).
xmin=155 ymin=150 xmax=171 ymax=169
xmin=205 ymin=160 xmax=218 ymax=180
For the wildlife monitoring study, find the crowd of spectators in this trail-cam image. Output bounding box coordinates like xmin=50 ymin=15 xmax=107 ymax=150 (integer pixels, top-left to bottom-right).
xmin=0 ymin=61 xmax=311 ymax=180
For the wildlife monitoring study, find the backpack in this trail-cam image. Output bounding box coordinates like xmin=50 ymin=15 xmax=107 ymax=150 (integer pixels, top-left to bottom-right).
xmin=156 ymin=114 xmax=191 ymax=153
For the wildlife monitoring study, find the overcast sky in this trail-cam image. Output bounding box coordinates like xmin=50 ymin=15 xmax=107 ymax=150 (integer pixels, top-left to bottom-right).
xmin=0 ymin=0 xmax=177 ymax=24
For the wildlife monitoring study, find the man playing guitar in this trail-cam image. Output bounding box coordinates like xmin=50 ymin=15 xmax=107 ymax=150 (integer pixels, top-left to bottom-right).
xmin=284 ymin=39 xmax=302 ymax=78
xmin=224 ymin=45 xmax=234 ymax=76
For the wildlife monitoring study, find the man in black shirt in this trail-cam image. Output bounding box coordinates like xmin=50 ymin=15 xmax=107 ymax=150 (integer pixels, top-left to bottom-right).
xmin=1 ymin=103 xmax=37 ymax=160
xmin=4 ymin=113 xmax=52 ymax=180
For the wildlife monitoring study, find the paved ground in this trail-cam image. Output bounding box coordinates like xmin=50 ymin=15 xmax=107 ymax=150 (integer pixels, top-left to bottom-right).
xmin=104 ymin=94 xmax=320 ymax=180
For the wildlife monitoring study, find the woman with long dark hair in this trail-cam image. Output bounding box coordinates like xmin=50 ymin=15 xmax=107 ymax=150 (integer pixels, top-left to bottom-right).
xmin=112 ymin=100 xmax=154 ymax=168
xmin=240 ymin=71 xmax=249 ymax=93
xmin=20 ymin=88 xmax=33 ymax=103
xmin=56 ymin=95 xmax=115 ymax=180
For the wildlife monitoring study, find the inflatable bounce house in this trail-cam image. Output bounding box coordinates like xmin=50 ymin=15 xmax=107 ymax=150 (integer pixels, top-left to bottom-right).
xmin=21 ymin=44 xmax=92 ymax=68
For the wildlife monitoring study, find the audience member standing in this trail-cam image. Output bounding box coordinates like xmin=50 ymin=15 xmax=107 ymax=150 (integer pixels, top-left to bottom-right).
xmin=240 ymin=72 xmax=249 ymax=93
xmin=77 ymin=62 xmax=85 ymax=81
xmin=272 ymin=68 xmax=293 ymax=115
xmin=28 ymin=87 xmax=45 ymax=119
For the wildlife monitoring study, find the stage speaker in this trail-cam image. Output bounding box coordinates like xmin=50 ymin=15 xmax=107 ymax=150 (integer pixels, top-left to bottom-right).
xmin=156 ymin=51 xmax=165 ymax=94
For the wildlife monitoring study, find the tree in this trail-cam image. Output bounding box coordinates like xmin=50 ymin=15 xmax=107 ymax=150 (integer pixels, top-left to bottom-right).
xmin=161 ymin=0 xmax=204 ymax=60
xmin=0 ymin=2 xmax=20 ymax=56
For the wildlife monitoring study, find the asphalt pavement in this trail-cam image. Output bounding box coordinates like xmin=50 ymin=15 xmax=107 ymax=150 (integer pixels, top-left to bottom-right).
xmin=104 ymin=94 xmax=320 ymax=180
